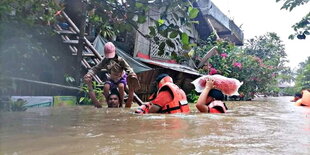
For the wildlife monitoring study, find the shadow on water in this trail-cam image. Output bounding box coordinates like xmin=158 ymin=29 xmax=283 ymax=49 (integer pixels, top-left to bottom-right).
xmin=0 ymin=97 xmax=309 ymax=154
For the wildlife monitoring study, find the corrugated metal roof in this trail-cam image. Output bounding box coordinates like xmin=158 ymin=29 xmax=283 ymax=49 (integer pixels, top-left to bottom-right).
xmin=135 ymin=57 xmax=203 ymax=76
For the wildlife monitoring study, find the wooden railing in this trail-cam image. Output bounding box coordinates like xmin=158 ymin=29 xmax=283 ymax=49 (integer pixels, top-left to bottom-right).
xmin=54 ymin=11 xmax=143 ymax=105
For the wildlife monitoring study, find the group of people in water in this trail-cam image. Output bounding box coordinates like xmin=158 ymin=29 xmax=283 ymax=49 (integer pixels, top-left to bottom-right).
xmin=83 ymin=42 xmax=308 ymax=114
xmin=83 ymin=42 xmax=228 ymax=114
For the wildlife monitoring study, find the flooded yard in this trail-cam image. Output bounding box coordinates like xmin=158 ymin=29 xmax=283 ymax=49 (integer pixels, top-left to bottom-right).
xmin=0 ymin=96 xmax=309 ymax=154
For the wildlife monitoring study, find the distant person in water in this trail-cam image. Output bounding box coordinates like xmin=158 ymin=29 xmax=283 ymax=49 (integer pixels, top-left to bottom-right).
xmin=295 ymin=89 xmax=310 ymax=106
xmin=290 ymin=93 xmax=302 ymax=102
xmin=196 ymin=78 xmax=228 ymax=113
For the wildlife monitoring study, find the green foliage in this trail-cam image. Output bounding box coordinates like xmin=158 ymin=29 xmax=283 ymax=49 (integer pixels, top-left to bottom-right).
xmin=171 ymin=52 xmax=190 ymax=64
xmin=64 ymin=74 xmax=75 ymax=86
xmin=9 ymin=99 xmax=27 ymax=111
xmin=277 ymin=67 xmax=295 ymax=83
xmin=1 ymin=0 xmax=201 ymax=57
xmin=89 ymin=15 xmax=117 ymax=41
xmin=88 ymin=0 xmax=199 ymax=51
xmin=290 ymin=12 xmax=310 ymax=40
xmin=0 ymin=21 xmax=78 ymax=85
xmin=235 ymin=33 xmax=288 ymax=96
xmin=181 ymin=32 xmax=189 ymax=45
xmin=0 ymin=1 xmax=78 ymax=86
xmin=294 ymin=56 xmax=310 ymax=90
xmin=0 ymin=98 xmax=30 ymax=112
xmin=244 ymin=32 xmax=287 ymax=63
xmin=192 ymin=32 xmax=289 ymax=98
xmin=188 ymin=7 xmax=199 ymax=19
xmin=0 ymin=0 xmax=60 ymax=24
xmin=276 ymin=0 xmax=310 ymax=39
xmin=282 ymin=87 xmax=298 ymax=96
xmin=79 ymin=81 xmax=104 ymax=105
xmin=187 ymin=90 xmax=199 ymax=103
xmin=276 ymin=0 xmax=308 ymax=11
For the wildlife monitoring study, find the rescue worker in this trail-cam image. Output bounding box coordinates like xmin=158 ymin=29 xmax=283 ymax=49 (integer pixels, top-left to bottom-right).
xmin=83 ymin=42 xmax=139 ymax=108
xmin=135 ymin=74 xmax=190 ymax=114
xmin=196 ymin=78 xmax=228 ymax=113
xmin=295 ymin=89 xmax=310 ymax=106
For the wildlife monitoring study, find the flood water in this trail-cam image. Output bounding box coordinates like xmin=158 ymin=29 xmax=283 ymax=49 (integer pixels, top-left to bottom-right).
xmin=0 ymin=96 xmax=309 ymax=155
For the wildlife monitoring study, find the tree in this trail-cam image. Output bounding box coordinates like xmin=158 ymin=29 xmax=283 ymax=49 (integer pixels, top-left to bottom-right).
xmin=0 ymin=0 xmax=60 ymax=24
xmin=241 ymin=32 xmax=288 ymax=94
xmin=0 ymin=0 xmax=201 ymax=94
xmin=88 ymin=0 xmax=200 ymax=54
xmin=0 ymin=0 xmax=79 ymax=93
xmin=244 ymin=32 xmax=287 ymax=68
xmin=0 ymin=0 xmax=200 ymax=55
xmin=276 ymin=0 xmax=310 ymax=39
xmin=193 ymin=32 xmax=289 ymax=98
xmin=294 ymin=56 xmax=310 ymax=90
xmin=277 ymin=67 xmax=295 ymax=83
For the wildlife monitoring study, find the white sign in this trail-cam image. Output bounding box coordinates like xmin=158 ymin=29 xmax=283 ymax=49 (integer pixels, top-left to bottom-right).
xmin=11 ymin=96 xmax=53 ymax=108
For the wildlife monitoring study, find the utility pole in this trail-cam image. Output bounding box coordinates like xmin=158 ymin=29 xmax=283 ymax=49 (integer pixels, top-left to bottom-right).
xmin=76 ymin=0 xmax=88 ymax=87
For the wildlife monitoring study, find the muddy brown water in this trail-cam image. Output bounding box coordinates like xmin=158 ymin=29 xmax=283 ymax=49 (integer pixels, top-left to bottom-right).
xmin=0 ymin=97 xmax=309 ymax=155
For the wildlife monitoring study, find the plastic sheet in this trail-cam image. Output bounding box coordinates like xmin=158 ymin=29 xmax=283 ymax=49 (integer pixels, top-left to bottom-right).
xmin=191 ymin=74 xmax=243 ymax=96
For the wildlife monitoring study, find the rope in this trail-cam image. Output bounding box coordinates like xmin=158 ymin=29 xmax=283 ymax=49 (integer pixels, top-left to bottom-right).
xmin=9 ymin=77 xmax=81 ymax=91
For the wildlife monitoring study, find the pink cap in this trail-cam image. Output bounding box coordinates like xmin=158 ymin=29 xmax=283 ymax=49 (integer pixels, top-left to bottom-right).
xmin=104 ymin=42 xmax=116 ymax=58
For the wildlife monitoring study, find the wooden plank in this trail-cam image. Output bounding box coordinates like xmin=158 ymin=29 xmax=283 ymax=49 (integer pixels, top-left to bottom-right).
xmin=81 ymin=59 xmax=102 ymax=83
xmin=207 ymin=19 xmax=220 ymax=40
xmin=197 ymin=46 xmax=218 ymax=68
xmin=72 ymin=53 xmax=95 ymax=57
xmin=61 ymin=11 xmax=80 ymax=33
xmin=63 ymin=40 xmax=79 ymax=44
xmin=69 ymin=45 xmax=77 ymax=53
xmin=55 ymin=30 xmax=77 ymax=35
xmin=84 ymin=38 xmax=103 ymax=60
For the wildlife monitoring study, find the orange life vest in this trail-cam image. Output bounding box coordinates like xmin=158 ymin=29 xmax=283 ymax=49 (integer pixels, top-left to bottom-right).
xmin=301 ymin=90 xmax=310 ymax=106
xmin=208 ymin=100 xmax=227 ymax=113
xmin=157 ymin=82 xmax=190 ymax=114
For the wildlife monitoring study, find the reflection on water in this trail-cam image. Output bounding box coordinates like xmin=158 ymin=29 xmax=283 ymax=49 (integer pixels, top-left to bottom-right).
xmin=0 ymin=97 xmax=309 ymax=154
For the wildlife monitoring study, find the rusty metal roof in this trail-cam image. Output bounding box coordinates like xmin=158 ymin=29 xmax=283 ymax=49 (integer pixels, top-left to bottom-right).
xmin=135 ymin=58 xmax=203 ymax=76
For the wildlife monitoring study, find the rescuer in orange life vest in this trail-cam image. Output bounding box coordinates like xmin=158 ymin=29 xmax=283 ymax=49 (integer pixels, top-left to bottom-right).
xmin=135 ymin=74 xmax=190 ymax=114
xmin=294 ymin=89 xmax=310 ymax=107
xmin=196 ymin=78 xmax=228 ymax=113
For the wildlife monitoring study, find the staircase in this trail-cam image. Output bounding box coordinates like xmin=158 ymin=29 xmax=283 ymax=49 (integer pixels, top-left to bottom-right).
xmin=55 ymin=11 xmax=103 ymax=83
xmin=54 ymin=11 xmax=143 ymax=105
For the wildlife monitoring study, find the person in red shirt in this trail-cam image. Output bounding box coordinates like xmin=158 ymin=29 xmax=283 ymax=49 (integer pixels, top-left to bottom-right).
xmin=135 ymin=74 xmax=190 ymax=114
